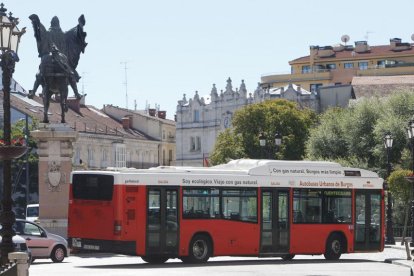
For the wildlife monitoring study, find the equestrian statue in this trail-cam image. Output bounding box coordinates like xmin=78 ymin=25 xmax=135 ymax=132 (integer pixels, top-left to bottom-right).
xmin=28 ymin=14 xmax=87 ymax=123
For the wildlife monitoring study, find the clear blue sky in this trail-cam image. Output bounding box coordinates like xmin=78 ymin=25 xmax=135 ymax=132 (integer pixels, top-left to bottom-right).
xmin=9 ymin=0 xmax=414 ymax=119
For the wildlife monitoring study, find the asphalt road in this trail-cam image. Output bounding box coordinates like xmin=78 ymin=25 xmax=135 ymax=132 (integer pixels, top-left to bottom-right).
xmin=29 ymin=248 xmax=410 ymax=276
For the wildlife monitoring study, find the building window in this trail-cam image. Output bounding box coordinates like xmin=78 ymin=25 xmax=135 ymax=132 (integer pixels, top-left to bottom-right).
xmin=87 ymin=146 xmax=94 ymax=167
xmin=326 ymin=64 xmax=336 ymax=70
xmin=168 ymin=150 xmax=173 ymax=165
xmin=377 ymin=60 xmax=385 ymax=68
xmin=358 ymin=61 xmax=368 ymax=70
xmin=190 ymin=137 xmax=195 ymax=151
xmin=310 ymin=83 xmax=323 ymax=93
xmin=301 ymin=65 xmax=311 ymax=74
xmin=193 ymin=110 xmax=200 ymax=122
xmin=74 ymin=147 xmax=81 ymax=165
xmin=190 ymin=136 xmax=201 ymax=152
xmin=344 ymin=62 xmax=354 ymax=69
xmin=114 ymin=143 xmax=126 ymax=168
xmin=196 ymin=136 xmax=201 ymax=151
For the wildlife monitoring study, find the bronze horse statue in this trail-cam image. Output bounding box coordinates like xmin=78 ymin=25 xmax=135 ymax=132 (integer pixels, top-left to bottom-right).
xmin=28 ymin=14 xmax=87 ymax=123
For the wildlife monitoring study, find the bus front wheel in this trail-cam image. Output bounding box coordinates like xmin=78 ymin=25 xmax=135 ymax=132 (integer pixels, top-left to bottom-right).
xmin=324 ymin=233 xmax=343 ymax=260
xmin=184 ymin=234 xmax=212 ymax=263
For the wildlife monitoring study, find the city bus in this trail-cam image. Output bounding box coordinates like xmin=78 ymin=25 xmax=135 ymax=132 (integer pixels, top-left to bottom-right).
xmin=68 ymin=159 xmax=384 ymax=263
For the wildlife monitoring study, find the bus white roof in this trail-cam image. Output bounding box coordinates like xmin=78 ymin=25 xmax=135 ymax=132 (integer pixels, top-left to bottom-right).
xmin=73 ymin=159 xmax=379 ymax=178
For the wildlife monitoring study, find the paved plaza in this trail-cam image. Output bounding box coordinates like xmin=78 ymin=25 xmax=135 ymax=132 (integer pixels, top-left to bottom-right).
xmin=27 ymin=245 xmax=412 ymax=276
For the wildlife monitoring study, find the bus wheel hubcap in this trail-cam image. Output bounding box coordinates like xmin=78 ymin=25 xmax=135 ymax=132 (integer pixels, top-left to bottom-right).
xmin=332 ymin=240 xmax=340 ymax=253
xmin=193 ymin=240 xmax=207 ymax=259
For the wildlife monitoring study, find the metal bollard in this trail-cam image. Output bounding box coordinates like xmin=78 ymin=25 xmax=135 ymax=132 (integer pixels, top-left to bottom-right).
xmin=8 ymin=252 xmax=28 ymax=276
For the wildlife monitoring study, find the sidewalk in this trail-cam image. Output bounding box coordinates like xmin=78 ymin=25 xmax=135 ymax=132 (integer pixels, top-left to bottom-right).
xmin=384 ymin=242 xmax=414 ymax=269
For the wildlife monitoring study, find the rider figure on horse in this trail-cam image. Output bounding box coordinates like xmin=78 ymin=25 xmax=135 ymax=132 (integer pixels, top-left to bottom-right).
xmin=28 ymin=14 xmax=86 ymax=101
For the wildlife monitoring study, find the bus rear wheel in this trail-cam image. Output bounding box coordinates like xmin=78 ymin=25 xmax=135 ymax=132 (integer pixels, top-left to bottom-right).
xmin=324 ymin=233 xmax=343 ymax=260
xmin=281 ymin=254 xmax=295 ymax=261
xmin=141 ymin=256 xmax=169 ymax=264
xmin=184 ymin=234 xmax=212 ymax=263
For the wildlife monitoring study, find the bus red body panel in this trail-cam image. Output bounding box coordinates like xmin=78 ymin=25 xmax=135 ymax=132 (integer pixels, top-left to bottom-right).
xmin=67 ymin=159 xmax=384 ymax=261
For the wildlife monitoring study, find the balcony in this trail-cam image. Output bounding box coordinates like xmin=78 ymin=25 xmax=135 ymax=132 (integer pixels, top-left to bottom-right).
xmin=261 ymin=70 xmax=332 ymax=86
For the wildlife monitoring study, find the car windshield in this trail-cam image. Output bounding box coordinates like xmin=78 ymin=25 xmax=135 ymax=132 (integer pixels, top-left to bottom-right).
xmin=14 ymin=221 xmax=43 ymax=236
xmin=27 ymin=207 xmax=39 ymax=217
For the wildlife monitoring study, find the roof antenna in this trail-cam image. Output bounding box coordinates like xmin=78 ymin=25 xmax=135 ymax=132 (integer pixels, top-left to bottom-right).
xmin=121 ymin=61 xmax=128 ymax=109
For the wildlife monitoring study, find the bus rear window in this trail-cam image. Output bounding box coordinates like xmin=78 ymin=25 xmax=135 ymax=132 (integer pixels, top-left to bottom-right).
xmin=72 ymin=174 xmax=114 ymax=201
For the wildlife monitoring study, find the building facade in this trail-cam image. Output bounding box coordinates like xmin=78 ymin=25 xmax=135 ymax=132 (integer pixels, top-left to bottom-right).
xmin=176 ymin=78 xmax=317 ymax=166
xmin=261 ymin=37 xmax=414 ymax=93
xmin=102 ymin=105 xmax=176 ymax=166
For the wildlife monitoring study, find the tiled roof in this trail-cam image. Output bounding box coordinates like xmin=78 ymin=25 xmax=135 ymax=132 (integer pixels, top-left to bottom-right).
xmin=5 ymin=92 xmax=152 ymax=141
xmin=290 ymin=44 xmax=414 ymax=64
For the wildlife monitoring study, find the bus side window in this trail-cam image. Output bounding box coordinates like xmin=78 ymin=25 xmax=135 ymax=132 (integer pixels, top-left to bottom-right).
xmin=230 ymin=212 xmax=240 ymax=220
xmin=294 ymin=211 xmax=303 ymax=223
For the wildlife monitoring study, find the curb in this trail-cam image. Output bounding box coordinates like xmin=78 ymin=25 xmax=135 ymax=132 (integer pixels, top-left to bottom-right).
xmin=385 ymin=258 xmax=413 ymax=269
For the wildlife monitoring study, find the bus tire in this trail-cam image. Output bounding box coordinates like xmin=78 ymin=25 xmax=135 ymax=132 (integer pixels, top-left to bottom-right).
xmin=141 ymin=256 xmax=169 ymax=264
xmin=281 ymin=254 xmax=295 ymax=261
xmin=324 ymin=233 xmax=343 ymax=260
xmin=186 ymin=234 xmax=212 ymax=263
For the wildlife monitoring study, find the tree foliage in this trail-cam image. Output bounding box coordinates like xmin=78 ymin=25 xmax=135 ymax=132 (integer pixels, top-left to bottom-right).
xmin=209 ymin=129 xmax=247 ymax=165
xmin=0 ymin=118 xmax=39 ymax=217
xmin=210 ymin=99 xmax=316 ymax=165
xmin=306 ymin=90 xmax=414 ymax=178
xmin=388 ymin=169 xmax=411 ymax=203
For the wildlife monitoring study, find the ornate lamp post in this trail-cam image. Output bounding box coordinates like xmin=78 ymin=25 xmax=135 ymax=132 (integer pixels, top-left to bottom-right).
xmin=259 ymin=132 xmax=266 ymax=159
xmin=384 ymin=132 xmax=395 ymax=245
xmin=258 ymin=132 xmax=283 ymax=159
xmin=0 ymin=3 xmax=25 ymax=265
xmin=274 ymin=131 xmax=282 ymax=154
xmin=407 ymin=118 xmax=414 ymax=247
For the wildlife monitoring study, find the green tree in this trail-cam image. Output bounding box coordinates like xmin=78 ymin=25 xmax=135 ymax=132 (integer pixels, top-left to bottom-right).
xmin=0 ymin=118 xmax=39 ymax=217
xmin=388 ymin=169 xmax=412 ymax=240
xmin=306 ymin=90 xmax=414 ymax=174
xmin=209 ymin=129 xmax=247 ymax=165
xmin=210 ymin=99 xmax=316 ymax=165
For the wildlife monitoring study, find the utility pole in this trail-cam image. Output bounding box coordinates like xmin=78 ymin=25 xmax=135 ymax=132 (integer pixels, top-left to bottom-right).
xmin=121 ymin=61 xmax=128 ymax=109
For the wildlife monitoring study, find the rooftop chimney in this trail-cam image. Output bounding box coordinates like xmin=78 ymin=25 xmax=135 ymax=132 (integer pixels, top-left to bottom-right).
xmin=158 ymin=111 xmax=166 ymax=119
xmin=122 ymin=117 xmax=130 ymax=129
xmin=149 ymin=108 xmax=156 ymax=116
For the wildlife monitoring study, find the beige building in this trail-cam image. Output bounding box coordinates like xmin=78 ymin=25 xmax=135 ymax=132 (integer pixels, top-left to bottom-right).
xmin=261 ymin=37 xmax=414 ymax=93
xmin=102 ymin=105 xmax=176 ymax=166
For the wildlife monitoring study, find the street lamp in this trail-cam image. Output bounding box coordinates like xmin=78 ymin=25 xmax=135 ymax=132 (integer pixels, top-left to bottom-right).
xmin=383 ymin=132 xmax=395 ymax=245
xmin=407 ymin=118 xmax=414 ymax=247
xmin=274 ymin=131 xmax=282 ymax=152
xmin=258 ymin=132 xmax=283 ymax=159
xmin=0 ymin=3 xmax=25 ymax=265
xmin=259 ymin=132 xmax=266 ymax=159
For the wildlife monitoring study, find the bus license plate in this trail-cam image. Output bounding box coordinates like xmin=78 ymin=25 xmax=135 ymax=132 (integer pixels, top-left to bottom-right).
xmin=72 ymin=238 xmax=82 ymax=248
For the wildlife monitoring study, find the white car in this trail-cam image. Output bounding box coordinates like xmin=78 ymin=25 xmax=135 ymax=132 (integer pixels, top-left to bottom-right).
xmin=14 ymin=219 xmax=69 ymax=263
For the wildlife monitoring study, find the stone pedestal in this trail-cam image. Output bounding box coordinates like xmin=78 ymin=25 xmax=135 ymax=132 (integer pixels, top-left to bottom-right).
xmin=31 ymin=123 xmax=77 ymax=238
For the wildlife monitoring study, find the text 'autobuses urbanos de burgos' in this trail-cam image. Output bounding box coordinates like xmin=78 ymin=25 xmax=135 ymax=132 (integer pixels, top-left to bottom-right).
xmin=68 ymin=159 xmax=384 ymax=263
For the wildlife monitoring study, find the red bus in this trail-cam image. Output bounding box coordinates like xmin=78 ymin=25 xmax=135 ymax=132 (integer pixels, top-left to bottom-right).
xmin=68 ymin=159 xmax=384 ymax=263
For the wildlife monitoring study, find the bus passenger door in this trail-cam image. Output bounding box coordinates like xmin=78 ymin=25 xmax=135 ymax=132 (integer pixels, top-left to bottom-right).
xmin=354 ymin=190 xmax=382 ymax=251
xmin=146 ymin=187 xmax=179 ymax=256
xmin=260 ymin=189 xmax=290 ymax=254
